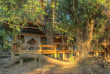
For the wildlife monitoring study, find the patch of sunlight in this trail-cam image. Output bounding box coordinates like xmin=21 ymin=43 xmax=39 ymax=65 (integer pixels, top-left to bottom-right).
xmin=44 ymin=67 xmax=51 ymax=70
xmin=69 ymin=53 xmax=74 ymax=62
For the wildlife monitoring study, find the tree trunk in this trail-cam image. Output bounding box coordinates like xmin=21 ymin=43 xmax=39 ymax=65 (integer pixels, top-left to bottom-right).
xmin=77 ymin=19 xmax=94 ymax=64
xmin=46 ymin=29 xmax=54 ymax=45
xmin=43 ymin=9 xmax=54 ymax=45
xmin=78 ymin=41 xmax=91 ymax=64
xmin=3 ymin=53 xmax=75 ymax=68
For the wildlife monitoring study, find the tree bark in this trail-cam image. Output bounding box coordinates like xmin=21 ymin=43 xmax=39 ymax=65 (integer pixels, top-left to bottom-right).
xmin=3 ymin=53 xmax=75 ymax=68
xmin=46 ymin=31 xmax=54 ymax=45
xmin=78 ymin=40 xmax=91 ymax=64
xmin=77 ymin=19 xmax=94 ymax=64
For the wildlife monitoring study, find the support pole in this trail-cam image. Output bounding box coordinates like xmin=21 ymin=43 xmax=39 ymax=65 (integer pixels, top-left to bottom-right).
xmin=105 ymin=52 xmax=107 ymax=58
xmin=39 ymin=59 xmax=42 ymax=67
xmin=20 ymin=58 xmax=23 ymax=67
xmin=108 ymin=53 xmax=109 ymax=58
xmin=93 ymin=52 xmax=95 ymax=56
xmin=51 ymin=54 xmax=53 ymax=58
xmin=77 ymin=52 xmax=79 ymax=57
xmin=63 ymin=52 xmax=66 ymax=60
xmin=54 ymin=45 xmax=57 ymax=59
xmin=34 ymin=58 xmax=37 ymax=64
xmin=96 ymin=51 xmax=98 ymax=57
xmin=39 ymin=45 xmax=42 ymax=54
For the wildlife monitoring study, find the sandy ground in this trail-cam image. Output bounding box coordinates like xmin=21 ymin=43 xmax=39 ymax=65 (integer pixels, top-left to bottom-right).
xmin=0 ymin=57 xmax=110 ymax=74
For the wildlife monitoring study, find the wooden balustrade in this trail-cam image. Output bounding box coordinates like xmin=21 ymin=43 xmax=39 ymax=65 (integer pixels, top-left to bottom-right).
xmin=12 ymin=44 xmax=80 ymax=60
xmin=21 ymin=45 xmax=55 ymax=47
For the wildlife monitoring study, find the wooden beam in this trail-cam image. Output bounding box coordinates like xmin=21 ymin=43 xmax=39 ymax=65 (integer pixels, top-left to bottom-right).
xmin=54 ymin=45 xmax=57 ymax=59
xmin=19 ymin=33 xmax=68 ymax=38
xmin=19 ymin=33 xmax=45 ymax=37
xmin=20 ymin=58 xmax=23 ymax=67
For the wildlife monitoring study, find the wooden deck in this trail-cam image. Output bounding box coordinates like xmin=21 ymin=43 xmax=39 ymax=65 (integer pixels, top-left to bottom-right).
xmin=12 ymin=44 xmax=77 ymax=54
xmin=19 ymin=50 xmax=74 ymax=54
xmin=12 ymin=44 xmax=109 ymax=58
xmin=89 ymin=50 xmax=110 ymax=58
xmin=11 ymin=44 xmax=79 ymax=60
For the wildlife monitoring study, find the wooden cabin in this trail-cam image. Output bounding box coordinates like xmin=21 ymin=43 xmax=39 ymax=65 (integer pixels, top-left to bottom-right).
xmin=3 ymin=21 xmax=110 ymax=59
xmin=3 ymin=21 xmax=79 ymax=60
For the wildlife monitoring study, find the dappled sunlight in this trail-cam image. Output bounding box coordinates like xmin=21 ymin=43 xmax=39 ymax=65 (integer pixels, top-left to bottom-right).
xmin=0 ymin=0 xmax=110 ymax=74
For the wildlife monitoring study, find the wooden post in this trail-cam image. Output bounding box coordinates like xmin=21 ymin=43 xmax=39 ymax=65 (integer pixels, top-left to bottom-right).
xmin=20 ymin=58 xmax=23 ymax=67
xmin=108 ymin=52 xmax=109 ymax=58
xmin=39 ymin=59 xmax=42 ymax=67
xmin=19 ymin=43 xmax=22 ymax=54
xmin=71 ymin=45 xmax=73 ymax=51
xmin=34 ymin=58 xmax=37 ymax=64
xmin=11 ymin=43 xmax=14 ymax=58
xmin=39 ymin=45 xmax=42 ymax=54
xmin=93 ymin=52 xmax=95 ymax=56
xmin=51 ymin=54 xmax=53 ymax=58
xmin=54 ymin=45 xmax=57 ymax=59
xmin=71 ymin=47 xmax=73 ymax=55
xmin=20 ymin=43 xmax=23 ymax=67
xmin=96 ymin=51 xmax=98 ymax=57
xmin=77 ymin=52 xmax=79 ymax=57
xmin=62 ymin=45 xmax=64 ymax=50
xmin=20 ymin=43 xmax=23 ymax=50
xmin=105 ymin=52 xmax=107 ymax=58
xmin=63 ymin=52 xmax=66 ymax=60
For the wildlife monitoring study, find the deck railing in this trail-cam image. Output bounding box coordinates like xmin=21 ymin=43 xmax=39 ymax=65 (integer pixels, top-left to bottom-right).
xmin=12 ymin=43 xmax=80 ymax=59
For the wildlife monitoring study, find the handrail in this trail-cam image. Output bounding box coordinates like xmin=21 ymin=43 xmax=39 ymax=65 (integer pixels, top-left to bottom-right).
xmin=22 ymin=45 xmax=55 ymax=47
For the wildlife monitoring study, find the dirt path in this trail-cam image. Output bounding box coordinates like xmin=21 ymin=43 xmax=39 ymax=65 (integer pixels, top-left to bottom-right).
xmin=1 ymin=57 xmax=110 ymax=74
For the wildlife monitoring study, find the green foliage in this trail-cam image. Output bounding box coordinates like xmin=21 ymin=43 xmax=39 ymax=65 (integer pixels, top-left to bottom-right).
xmin=93 ymin=46 xmax=97 ymax=51
xmin=93 ymin=46 xmax=103 ymax=51
xmin=57 ymin=53 xmax=60 ymax=59
xmin=0 ymin=0 xmax=60 ymax=37
xmin=0 ymin=28 xmax=11 ymax=51
xmin=0 ymin=30 xmax=7 ymax=42
xmin=98 ymin=46 xmax=103 ymax=50
xmin=69 ymin=53 xmax=74 ymax=62
xmin=0 ymin=0 xmax=46 ymax=33
xmin=54 ymin=0 xmax=110 ymax=45
xmin=0 ymin=0 xmax=110 ymax=53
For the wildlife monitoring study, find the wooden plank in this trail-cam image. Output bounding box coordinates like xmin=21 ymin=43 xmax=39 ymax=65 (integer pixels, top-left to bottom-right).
xmin=19 ymin=50 xmax=72 ymax=54
xmin=73 ymin=51 xmax=79 ymax=53
xmin=22 ymin=45 xmax=55 ymax=47
xmin=42 ymin=52 xmax=54 ymax=54
xmin=19 ymin=50 xmax=39 ymax=53
xmin=57 ymin=50 xmax=72 ymax=53
xmin=19 ymin=33 xmax=45 ymax=37
xmin=54 ymin=43 xmax=62 ymax=44
xmin=42 ymin=50 xmax=54 ymax=52
xmin=22 ymin=45 xmax=39 ymax=47
xmin=19 ymin=33 xmax=67 ymax=38
xmin=39 ymin=45 xmax=55 ymax=47
xmin=13 ymin=50 xmax=73 ymax=54
xmin=90 ymin=51 xmax=105 ymax=53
